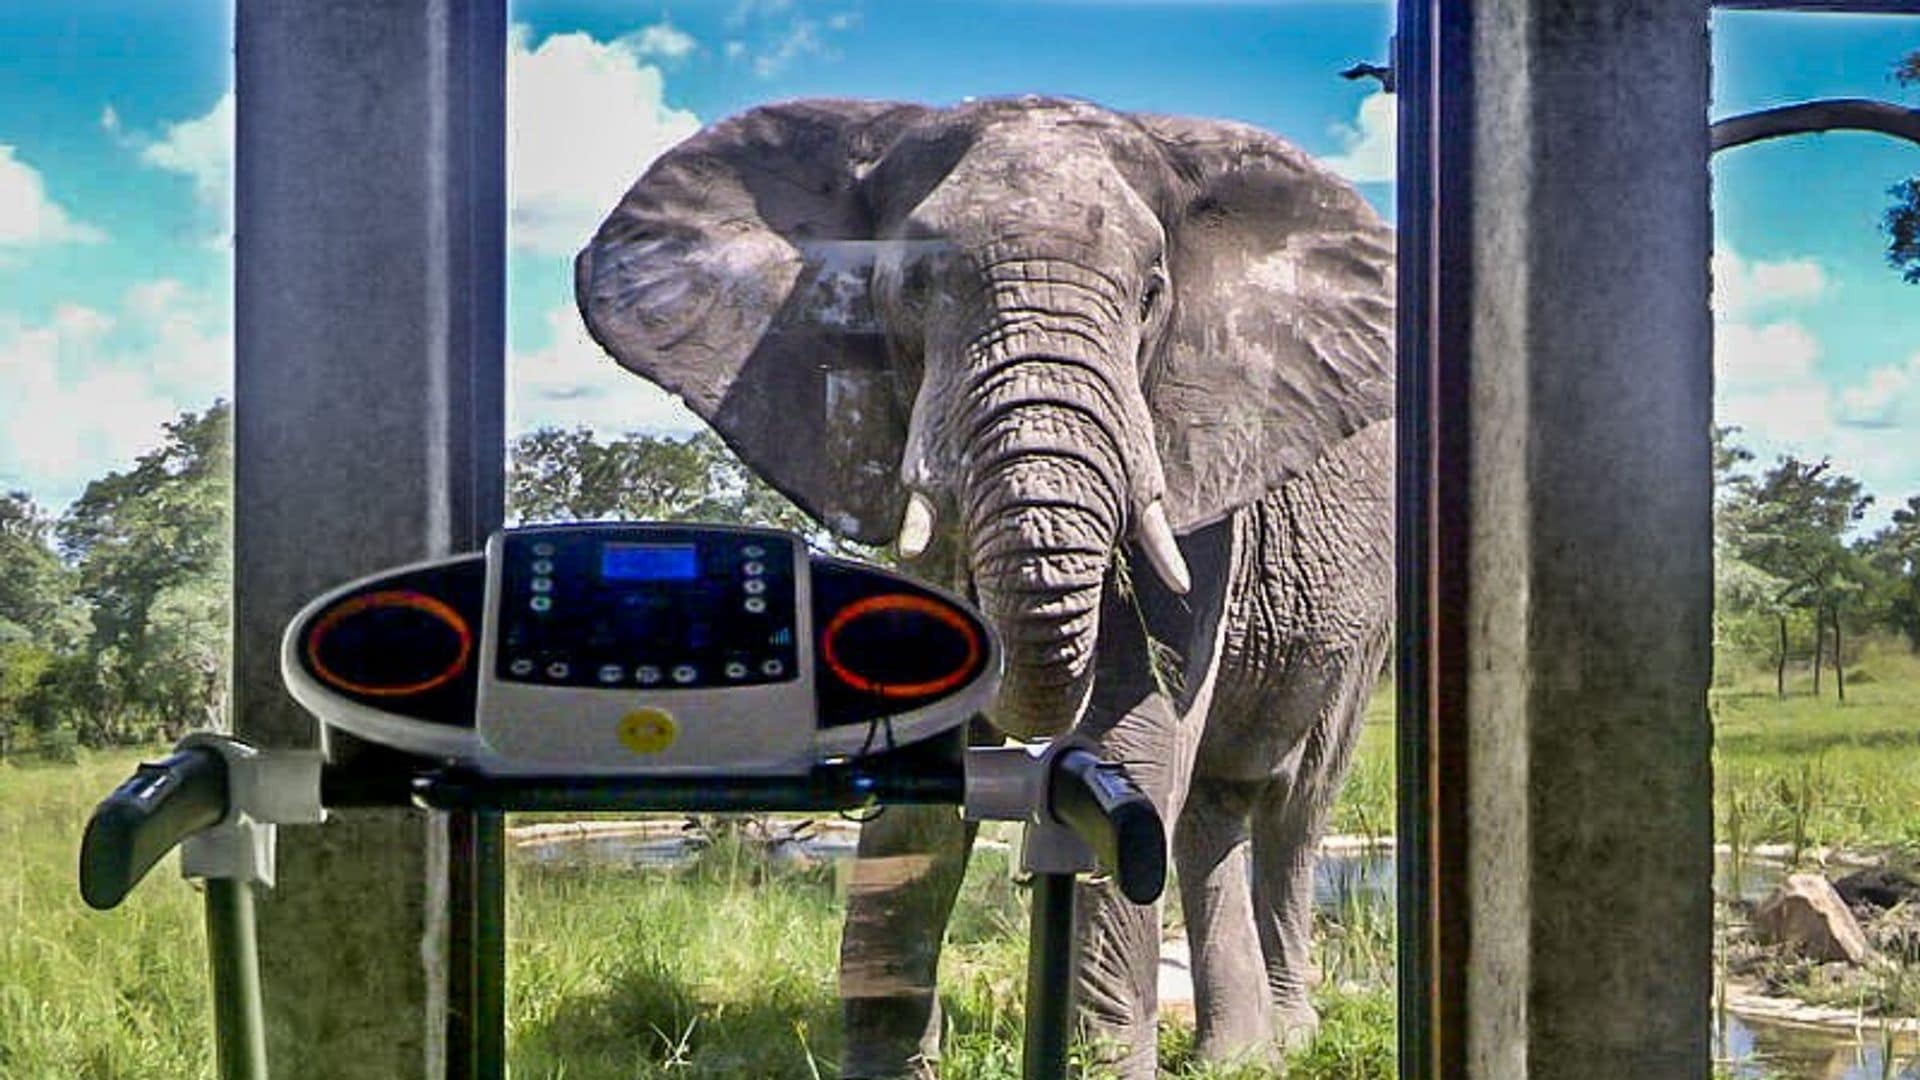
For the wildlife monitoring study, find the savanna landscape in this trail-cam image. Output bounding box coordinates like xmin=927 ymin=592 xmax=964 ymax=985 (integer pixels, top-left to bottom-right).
xmin=5 ymin=410 xmax=1920 ymax=1078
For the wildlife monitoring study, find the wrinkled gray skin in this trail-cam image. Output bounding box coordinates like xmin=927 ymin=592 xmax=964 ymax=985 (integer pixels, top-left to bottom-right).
xmin=576 ymin=96 xmax=1393 ymax=1078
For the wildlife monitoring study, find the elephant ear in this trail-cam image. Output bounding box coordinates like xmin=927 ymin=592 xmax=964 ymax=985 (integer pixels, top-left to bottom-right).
xmin=575 ymin=99 xmax=933 ymax=545
xmin=1134 ymin=114 xmax=1394 ymax=533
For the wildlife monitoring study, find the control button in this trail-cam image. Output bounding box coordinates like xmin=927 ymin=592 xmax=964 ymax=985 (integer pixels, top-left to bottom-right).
xmin=531 ymin=541 xmax=556 ymax=557
xmin=671 ymin=664 xmax=698 ymax=684
xmin=598 ymin=664 xmax=624 ymax=684
xmin=743 ymin=561 xmax=765 ymax=576
xmin=743 ymin=579 xmax=767 ymax=595
xmin=531 ymin=558 xmax=554 ymax=575
xmin=724 ymin=661 xmax=748 ymax=679
xmin=530 ymin=577 xmax=553 ymax=593
xmin=743 ymin=544 xmax=765 ymax=558
xmin=617 ymin=708 xmax=677 ymax=755
xmin=530 ymin=595 xmax=553 ymax=613
xmin=761 ymin=658 xmax=785 ymax=677
xmin=743 ymin=597 xmax=767 ymax=614
xmin=508 ymin=658 xmax=535 ymax=677
xmin=545 ymin=661 xmax=571 ymax=680
xmin=635 ymin=665 xmax=662 ymax=685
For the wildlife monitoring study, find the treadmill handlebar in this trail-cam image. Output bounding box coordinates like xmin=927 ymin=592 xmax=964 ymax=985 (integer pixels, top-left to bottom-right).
xmin=80 ymin=746 xmax=230 ymax=910
xmin=1046 ymin=748 xmax=1166 ymax=905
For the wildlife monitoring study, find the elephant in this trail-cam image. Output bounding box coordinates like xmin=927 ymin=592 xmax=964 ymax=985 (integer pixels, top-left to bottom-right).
xmin=574 ymin=95 xmax=1394 ymax=1078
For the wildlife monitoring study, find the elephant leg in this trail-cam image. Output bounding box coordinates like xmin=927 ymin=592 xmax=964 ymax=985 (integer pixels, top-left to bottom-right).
xmin=1071 ymin=653 xmax=1187 ymax=1080
xmin=1249 ymin=637 xmax=1385 ymax=1049
xmin=839 ymin=803 xmax=977 ymax=1079
xmin=1172 ymin=776 xmax=1274 ymax=1065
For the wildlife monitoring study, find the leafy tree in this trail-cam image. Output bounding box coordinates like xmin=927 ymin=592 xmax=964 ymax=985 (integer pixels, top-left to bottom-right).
xmin=0 ymin=492 xmax=86 ymax=758
xmin=51 ymin=402 xmax=232 ymax=745
xmin=0 ymin=492 xmax=84 ymax=647
xmin=1860 ymin=493 xmax=1920 ymax=652
xmin=1888 ymin=52 xmax=1920 ymax=283
xmin=507 ymin=427 xmax=879 ymax=560
xmin=1721 ymin=454 xmax=1874 ymax=700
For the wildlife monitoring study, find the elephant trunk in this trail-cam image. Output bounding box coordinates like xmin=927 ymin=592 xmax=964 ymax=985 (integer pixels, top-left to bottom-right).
xmin=957 ymin=318 xmax=1137 ymax=739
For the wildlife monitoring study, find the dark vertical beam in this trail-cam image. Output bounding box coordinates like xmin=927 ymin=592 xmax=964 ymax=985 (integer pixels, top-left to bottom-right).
xmin=1395 ymin=1 xmax=1474 ymax=1077
xmin=234 ymin=2 xmax=505 ymax=1076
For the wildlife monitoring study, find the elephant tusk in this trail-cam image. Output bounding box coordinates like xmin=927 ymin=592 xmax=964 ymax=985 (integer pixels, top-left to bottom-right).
xmin=1136 ymin=501 xmax=1190 ymax=595
xmin=898 ymin=491 xmax=937 ymax=558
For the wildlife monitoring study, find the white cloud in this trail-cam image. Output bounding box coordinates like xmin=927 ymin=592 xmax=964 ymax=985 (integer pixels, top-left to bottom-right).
xmin=1712 ymin=249 xmax=1840 ymax=461
xmin=727 ymin=0 xmax=795 ymax=28
xmin=623 ymin=21 xmax=698 ymax=61
xmin=1322 ymin=91 xmax=1394 ymax=184
xmin=509 ymin=304 xmax=703 ymax=439
xmin=0 ymin=281 xmax=230 ymax=508
xmin=752 ymin=18 xmax=829 ymax=78
xmin=1716 ymin=318 xmax=1833 ymax=447
xmin=1710 ymin=249 xmax=1920 ymax=522
xmin=755 ymin=19 xmax=825 ymax=77
xmin=1839 ymin=351 xmax=1920 ymax=430
xmin=0 ymin=146 xmax=106 ymax=249
xmin=137 ymin=92 xmax=234 ymax=246
xmin=100 ymin=105 xmax=120 ymax=134
xmin=140 ymin=92 xmax=233 ymax=211
xmin=1711 ymin=249 xmax=1827 ymax=315
xmin=509 ymin=26 xmax=703 ymax=256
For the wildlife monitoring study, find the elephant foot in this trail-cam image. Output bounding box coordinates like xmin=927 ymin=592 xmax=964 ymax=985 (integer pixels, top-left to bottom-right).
xmin=840 ymin=993 xmax=944 ymax=1080
xmin=1274 ymin=1000 xmax=1321 ymax=1053
xmin=1077 ymin=1032 xmax=1158 ymax=1080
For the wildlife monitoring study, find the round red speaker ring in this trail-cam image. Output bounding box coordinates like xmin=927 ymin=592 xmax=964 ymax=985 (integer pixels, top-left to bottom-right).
xmin=305 ymin=589 xmax=473 ymax=698
xmin=821 ymin=593 xmax=984 ymax=700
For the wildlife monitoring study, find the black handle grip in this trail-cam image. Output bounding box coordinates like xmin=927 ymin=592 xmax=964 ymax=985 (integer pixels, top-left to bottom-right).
xmin=79 ymin=746 xmax=229 ymax=910
xmin=1046 ymin=748 xmax=1166 ymax=904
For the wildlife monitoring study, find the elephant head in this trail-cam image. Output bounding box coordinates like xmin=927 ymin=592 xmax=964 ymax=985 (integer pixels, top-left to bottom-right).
xmin=576 ymin=96 xmax=1392 ymax=738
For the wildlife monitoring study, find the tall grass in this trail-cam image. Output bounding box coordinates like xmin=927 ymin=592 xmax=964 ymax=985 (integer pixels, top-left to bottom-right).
xmin=0 ymin=748 xmax=214 ymax=1079
xmin=7 ymin=749 xmax=1392 ymax=1078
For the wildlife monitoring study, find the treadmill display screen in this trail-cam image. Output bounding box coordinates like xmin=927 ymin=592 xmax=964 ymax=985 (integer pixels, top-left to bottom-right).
xmin=600 ymin=543 xmax=698 ymax=583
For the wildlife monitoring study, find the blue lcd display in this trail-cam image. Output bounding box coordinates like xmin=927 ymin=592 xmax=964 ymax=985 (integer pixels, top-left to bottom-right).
xmin=600 ymin=542 xmax=699 ymax=582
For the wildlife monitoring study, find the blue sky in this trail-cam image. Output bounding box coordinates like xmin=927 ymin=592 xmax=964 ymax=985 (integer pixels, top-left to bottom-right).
xmin=0 ymin=3 xmax=1916 ymax=531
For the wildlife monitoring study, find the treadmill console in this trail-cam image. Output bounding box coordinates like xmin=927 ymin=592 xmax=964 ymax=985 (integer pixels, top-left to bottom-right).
xmin=283 ymin=523 xmax=998 ymax=776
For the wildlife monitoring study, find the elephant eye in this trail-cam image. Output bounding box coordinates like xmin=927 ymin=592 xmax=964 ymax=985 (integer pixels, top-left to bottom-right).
xmin=1139 ymin=267 xmax=1166 ymax=323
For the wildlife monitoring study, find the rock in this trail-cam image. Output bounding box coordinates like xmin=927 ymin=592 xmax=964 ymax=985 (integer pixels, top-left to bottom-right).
xmin=1833 ymin=867 xmax=1920 ymax=912
xmin=1752 ymin=873 xmax=1874 ymax=965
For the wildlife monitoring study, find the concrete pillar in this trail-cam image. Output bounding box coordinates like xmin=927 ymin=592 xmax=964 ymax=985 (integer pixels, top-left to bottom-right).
xmin=233 ymin=3 xmax=504 ymax=1076
xmin=1440 ymin=3 xmax=1715 ymax=1076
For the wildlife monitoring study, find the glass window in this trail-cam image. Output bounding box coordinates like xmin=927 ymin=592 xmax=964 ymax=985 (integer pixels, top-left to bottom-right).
xmin=1710 ymin=10 xmax=1920 ymax=1078
xmin=504 ymin=2 xmax=1400 ymax=1076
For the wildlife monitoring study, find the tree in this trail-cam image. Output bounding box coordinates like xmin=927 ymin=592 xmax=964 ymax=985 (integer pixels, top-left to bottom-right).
xmin=1721 ymin=454 xmax=1874 ymax=700
xmin=1860 ymin=493 xmax=1920 ymax=652
xmin=53 ymin=402 xmax=232 ymax=745
xmin=507 ymin=427 xmax=877 ymax=559
xmin=1890 ymin=53 xmax=1920 ymax=284
xmin=0 ymin=492 xmax=86 ymax=758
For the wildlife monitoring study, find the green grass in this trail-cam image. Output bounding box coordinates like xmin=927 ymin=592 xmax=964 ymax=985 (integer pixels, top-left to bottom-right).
xmin=0 ymin=748 xmax=215 ymax=1079
xmin=1714 ymin=641 xmax=1920 ymax=855
xmin=1328 ymin=683 xmax=1395 ymax=841
xmin=4 ymin=745 xmax=1390 ymax=1079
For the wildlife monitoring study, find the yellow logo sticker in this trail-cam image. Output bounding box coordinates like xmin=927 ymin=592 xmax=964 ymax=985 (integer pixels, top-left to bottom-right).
xmin=617 ymin=708 xmax=677 ymax=755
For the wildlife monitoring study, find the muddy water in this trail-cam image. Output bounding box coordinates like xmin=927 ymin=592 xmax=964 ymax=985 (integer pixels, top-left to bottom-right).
xmin=511 ymin=829 xmax=1916 ymax=1078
